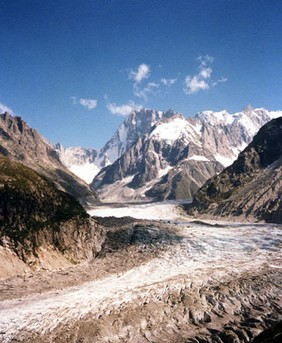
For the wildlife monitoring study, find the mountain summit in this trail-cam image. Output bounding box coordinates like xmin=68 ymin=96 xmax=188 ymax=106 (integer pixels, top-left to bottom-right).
xmin=91 ymin=107 xmax=281 ymax=202
xmin=98 ymin=108 xmax=176 ymax=163
xmin=57 ymin=109 xmax=178 ymax=183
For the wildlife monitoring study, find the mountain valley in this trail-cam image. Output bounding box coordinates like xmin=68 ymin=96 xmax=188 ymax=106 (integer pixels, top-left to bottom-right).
xmin=0 ymin=107 xmax=281 ymax=343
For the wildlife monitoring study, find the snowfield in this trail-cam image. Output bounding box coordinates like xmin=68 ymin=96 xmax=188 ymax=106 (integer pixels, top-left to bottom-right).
xmin=69 ymin=162 xmax=100 ymax=184
xmin=0 ymin=202 xmax=281 ymax=342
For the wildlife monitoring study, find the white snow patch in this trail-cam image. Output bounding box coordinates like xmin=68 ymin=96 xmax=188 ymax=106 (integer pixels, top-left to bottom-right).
xmin=194 ymin=123 xmax=203 ymax=135
xmin=151 ymin=118 xmax=187 ymax=144
xmin=88 ymin=201 xmax=189 ymax=220
xmin=214 ymin=153 xmax=234 ymax=167
xmin=200 ymin=110 xmax=234 ymax=126
xmin=268 ymin=110 xmax=282 ymax=119
xmin=69 ymin=163 xmax=100 ymax=184
xmin=231 ymin=143 xmax=248 ymax=157
xmin=157 ymin=165 xmax=173 ymax=178
xmin=213 ymin=110 xmax=234 ymax=125
xmin=237 ymin=114 xmax=259 ymax=136
xmin=118 ymin=123 xmax=128 ymax=144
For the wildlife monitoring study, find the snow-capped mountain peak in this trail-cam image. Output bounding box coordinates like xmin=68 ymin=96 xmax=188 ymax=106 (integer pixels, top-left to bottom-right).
xmin=57 ymin=106 xmax=281 ymax=194
xmin=91 ymin=106 xmax=281 ymax=202
xmin=56 ymin=109 xmax=178 ymax=183
xmin=97 ymin=108 xmax=178 ymax=164
xmin=195 ymin=109 xmax=234 ymax=126
xmin=55 ymin=144 xmax=100 ymax=184
xmin=150 ymin=117 xmax=187 ymax=144
xmin=150 ymin=114 xmax=200 ymax=146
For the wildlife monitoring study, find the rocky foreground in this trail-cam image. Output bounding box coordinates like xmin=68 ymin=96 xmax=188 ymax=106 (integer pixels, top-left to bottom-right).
xmin=0 ymin=217 xmax=281 ymax=342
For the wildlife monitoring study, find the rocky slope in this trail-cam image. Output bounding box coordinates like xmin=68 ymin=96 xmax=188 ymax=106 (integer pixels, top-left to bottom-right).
xmin=186 ymin=117 xmax=282 ymax=223
xmin=0 ymin=155 xmax=105 ymax=278
xmin=98 ymin=108 xmax=176 ymax=163
xmin=0 ymin=112 xmax=98 ymax=204
xmin=92 ymin=107 xmax=281 ymax=202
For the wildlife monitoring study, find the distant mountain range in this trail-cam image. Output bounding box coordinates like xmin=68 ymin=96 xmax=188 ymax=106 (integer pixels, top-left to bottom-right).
xmin=56 ymin=109 xmax=172 ymax=184
xmin=63 ymin=106 xmax=280 ymax=202
xmin=1 ymin=106 xmax=281 ymax=206
xmin=185 ymin=117 xmax=282 ymax=223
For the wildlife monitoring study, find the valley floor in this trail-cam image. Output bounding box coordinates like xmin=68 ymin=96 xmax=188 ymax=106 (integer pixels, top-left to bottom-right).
xmin=0 ymin=202 xmax=281 ymax=342
xmin=87 ymin=199 xmax=192 ymax=220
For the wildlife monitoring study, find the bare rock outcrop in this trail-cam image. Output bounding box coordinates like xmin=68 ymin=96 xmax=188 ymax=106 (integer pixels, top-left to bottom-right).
xmin=186 ymin=117 xmax=282 ymax=223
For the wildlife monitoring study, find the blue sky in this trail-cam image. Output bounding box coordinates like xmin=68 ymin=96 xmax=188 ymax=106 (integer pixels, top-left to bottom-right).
xmin=0 ymin=0 xmax=281 ymax=148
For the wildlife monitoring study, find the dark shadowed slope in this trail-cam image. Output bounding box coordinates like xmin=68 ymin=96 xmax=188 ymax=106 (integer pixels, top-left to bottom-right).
xmin=0 ymin=155 xmax=104 ymax=278
xmin=186 ymin=117 xmax=282 ymax=223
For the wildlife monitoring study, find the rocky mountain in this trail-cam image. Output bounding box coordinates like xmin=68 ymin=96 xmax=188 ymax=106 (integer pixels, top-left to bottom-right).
xmin=55 ymin=144 xmax=100 ymax=184
xmin=0 ymin=112 xmax=98 ymax=205
xmin=56 ymin=109 xmax=175 ymax=183
xmin=186 ymin=117 xmax=282 ymax=223
xmin=97 ymin=108 xmax=175 ymax=163
xmin=91 ymin=107 xmax=281 ymax=202
xmin=0 ymin=155 xmax=105 ymax=278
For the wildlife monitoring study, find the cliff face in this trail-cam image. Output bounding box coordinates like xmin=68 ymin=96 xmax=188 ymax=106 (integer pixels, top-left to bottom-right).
xmin=92 ymin=114 xmax=224 ymax=202
xmin=186 ymin=117 xmax=282 ymax=223
xmin=0 ymin=112 xmax=98 ymax=205
xmin=0 ymin=156 xmax=105 ymax=278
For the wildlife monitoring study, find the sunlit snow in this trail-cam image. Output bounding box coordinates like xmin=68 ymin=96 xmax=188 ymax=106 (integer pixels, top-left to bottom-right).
xmin=187 ymin=155 xmax=210 ymax=162
xmin=69 ymin=163 xmax=100 ymax=184
xmin=214 ymin=153 xmax=234 ymax=167
xmin=264 ymin=110 xmax=282 ymax=119
xmin=88 ymin=200 xmax=190 ymax=220
xmin=151 ymin=118 xmax=187 ymax=144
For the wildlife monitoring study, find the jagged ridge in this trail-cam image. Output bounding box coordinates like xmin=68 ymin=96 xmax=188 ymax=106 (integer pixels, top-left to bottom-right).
xmin=56 ymin=109 xmax=173 ymax=183
xmin=91 ymin=107 xmax=281 ymax=202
